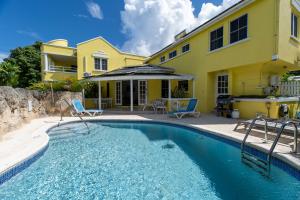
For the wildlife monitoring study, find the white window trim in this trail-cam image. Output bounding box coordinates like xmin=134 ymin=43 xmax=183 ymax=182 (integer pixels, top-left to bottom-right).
xmin=208 ymin=37 xmax=250 ymax=54
xmin=291 ymin=13 xmax=298 ymax=38
xmin=209 ymin=26 xmax=224 ymax=51
xmin=168 ymin=50 xmax=177 ymax=59
xmin=229 ymin=14 xmax=248 ymax=45
xmin=138 ymin=80 xmax=148 ymax=105
xmin=94 ymin=57 xmax=108 ymax=72
xmin=115 ymin=81 xmax=122 ymax=105
xmin=216 ymin=73 xmax=229 ymax=99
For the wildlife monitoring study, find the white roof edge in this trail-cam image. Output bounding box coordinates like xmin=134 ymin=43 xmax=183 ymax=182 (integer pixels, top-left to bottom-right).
xmin=42 ymin=43 xmax=77 ymax=50
xmin=76 ymin=36 xmax=148 ymax=58
xmin=292 ymin=0 xmax=300 ymax=12
xmin=85 ymin=74 xmax=194 ymax=82
xmin=148 ymin=0 xmax=255 ymax=60
xmin=48 ymin=39 xmax=68 ymax=43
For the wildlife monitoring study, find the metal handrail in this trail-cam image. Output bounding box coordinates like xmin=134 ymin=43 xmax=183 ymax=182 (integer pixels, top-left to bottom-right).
xmin=241 ymin=116 xmax=299 ymax=174
xmin=241 ymin=116 xmax=269 ymax=153
xmin=58 ymin=98 xmax=90 ymax=133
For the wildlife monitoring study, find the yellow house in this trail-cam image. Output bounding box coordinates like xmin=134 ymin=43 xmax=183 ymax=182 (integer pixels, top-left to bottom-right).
xmin=41 ymin=0 xmax=300 ymax=118
xmin=146 ymin=0 xmax=300 ymax=119
xmin=41 ymin=37 xmax=146 ymax=81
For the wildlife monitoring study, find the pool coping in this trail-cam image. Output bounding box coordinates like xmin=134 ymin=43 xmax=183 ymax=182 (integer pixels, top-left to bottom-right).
xmin=0 ymin=117 xmax=299 ymax=185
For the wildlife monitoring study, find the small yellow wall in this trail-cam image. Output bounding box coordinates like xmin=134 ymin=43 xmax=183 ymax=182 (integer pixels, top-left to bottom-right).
xmin=234 ymin=100 xmax=298 ymax=119
xmin=42 ymin=72 xmax=77 ymax=82
xmin=76 ymin=38 xmax=146 ymax=80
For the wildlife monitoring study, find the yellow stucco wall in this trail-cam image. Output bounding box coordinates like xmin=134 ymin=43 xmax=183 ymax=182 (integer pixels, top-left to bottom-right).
xmin=41 ymin=37 xmax=146 ymax=82
xmin=278 ymin=0 xmax=300 ymax=66
xmin=234 ymin=100 xmax=298 ymax=119
xmin=76 ymin=37 xmax=146 ymax=80
xmin=147 ymin=0 xmax=297 ymax=117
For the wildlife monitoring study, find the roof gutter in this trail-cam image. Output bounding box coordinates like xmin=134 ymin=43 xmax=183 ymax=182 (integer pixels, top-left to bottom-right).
xmin=147 ymin=0 xmax=255 ymax=61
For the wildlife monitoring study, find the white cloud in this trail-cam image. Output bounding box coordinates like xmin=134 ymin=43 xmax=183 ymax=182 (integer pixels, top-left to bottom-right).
xmin=0 ymin=52 xmax=8 ymax=63
xmin=121 ymin=0 xmax=241 ymax=56
xmin=74 ymin=14 xmax=89 ymax=19
xmin=17 ymin=30 xmax=41 ymax=40
xmin=197 ymin=0 xmax=240 ymax=25
xmin=86 ymin=1 xmax=103 ymax=20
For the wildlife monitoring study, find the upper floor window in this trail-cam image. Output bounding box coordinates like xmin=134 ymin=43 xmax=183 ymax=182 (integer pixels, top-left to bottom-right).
xmin=160 ymin=56 xmax=166 ymax=63
xmin=292 ymin=13 xmax=298 ymax=38
xmin=178 ymin=80 xmax=188 ymax=91
xmin=182 ymin=44 xmax=190 ymax=53
xmin=210 ymin=27 xmax=223 ymax=51
xmin=94 ymin=57 xmax=108 ymax=71
xmin=230 ymin=14 xmax=248 ymax=44
xmin=169 ymin=50 xmax=177 ymax=59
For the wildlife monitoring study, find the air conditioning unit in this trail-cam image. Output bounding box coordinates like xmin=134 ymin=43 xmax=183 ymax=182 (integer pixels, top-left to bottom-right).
xmin=270 ymin=75 xmax=280 ymax=87
xmin=83 ymin=72 xmax=92 ymax=77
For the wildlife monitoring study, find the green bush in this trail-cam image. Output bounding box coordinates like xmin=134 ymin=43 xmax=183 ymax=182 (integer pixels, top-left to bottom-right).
xmin=0 ymin=62 xmax=20 ymax=87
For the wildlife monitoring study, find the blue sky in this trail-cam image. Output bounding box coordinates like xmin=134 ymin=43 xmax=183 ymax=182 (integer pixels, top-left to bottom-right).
xmin=0 ymin=0 xmax=237 ymax=60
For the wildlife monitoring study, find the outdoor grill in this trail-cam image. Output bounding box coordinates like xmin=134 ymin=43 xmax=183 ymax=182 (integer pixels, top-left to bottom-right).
xmin=215 ymin=95 xmax=234 ymax=117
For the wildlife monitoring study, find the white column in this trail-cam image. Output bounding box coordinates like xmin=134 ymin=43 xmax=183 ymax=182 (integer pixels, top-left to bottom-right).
xmin=44 ymin=54 xmax=49 ymax=71
xmin=98 ymin=81 xmax=102 ymax=110
xmin=192 ymin=79 xmax=195 ymax=98
xmin=168 ymin=79 xmax=172 ymax=111
xmin=130 ymin=79 xmax=133 ymax=112
xmin=82 ymin=88 xmax=85 ymax=106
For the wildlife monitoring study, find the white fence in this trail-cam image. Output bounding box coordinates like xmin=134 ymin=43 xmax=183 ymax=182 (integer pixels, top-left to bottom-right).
xmin=280 ymin=81 xmax=300 ymax=96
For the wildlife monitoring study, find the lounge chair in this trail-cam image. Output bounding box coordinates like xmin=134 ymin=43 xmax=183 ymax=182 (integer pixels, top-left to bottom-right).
xmin=168 ymin=99 xmax=200 ymax=119
xmin=72 ymin=99 xmax=103 ymax=116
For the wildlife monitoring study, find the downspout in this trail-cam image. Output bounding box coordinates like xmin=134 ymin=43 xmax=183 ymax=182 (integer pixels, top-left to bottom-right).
xmin=273 ymin=0 xmax=280 ymax=60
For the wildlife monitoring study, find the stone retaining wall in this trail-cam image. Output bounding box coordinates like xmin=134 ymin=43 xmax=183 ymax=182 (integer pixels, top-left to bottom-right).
xmin=0 ymin=86 xmax=82 ymax=134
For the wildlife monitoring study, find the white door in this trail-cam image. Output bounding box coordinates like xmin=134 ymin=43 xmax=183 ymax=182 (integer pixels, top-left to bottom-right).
xmin=216 ymin=73 xmax=229 ymax=98
xmin=138 ymin=80 xmax=147 ymax=105
xmin=115 ymin=81 xmax=122 ymax=105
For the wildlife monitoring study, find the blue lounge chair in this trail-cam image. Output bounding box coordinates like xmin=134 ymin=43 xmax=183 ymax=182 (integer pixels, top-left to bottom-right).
xmin=72 ymin=99 xmax=103 ymax=116
xmin=169 ymin=99 xmax=200 ymax=119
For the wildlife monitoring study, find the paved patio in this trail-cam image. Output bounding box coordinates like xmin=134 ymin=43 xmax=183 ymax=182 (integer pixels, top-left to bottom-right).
xmin=0 ymin=113 xmax=300 ymax=176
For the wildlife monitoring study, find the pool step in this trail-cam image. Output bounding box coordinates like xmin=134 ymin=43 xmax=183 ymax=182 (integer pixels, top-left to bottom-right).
xmin=241 ymin=152 xmax=269 ymax=173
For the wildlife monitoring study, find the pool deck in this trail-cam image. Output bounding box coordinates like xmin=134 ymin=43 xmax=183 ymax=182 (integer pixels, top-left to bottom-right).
xmin=1 ymin=113 xmax=300 ymax=176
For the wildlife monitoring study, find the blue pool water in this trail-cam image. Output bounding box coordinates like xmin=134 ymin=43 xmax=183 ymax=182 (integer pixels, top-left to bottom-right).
xmin=0 ymin=121 xmax=299 ymax=199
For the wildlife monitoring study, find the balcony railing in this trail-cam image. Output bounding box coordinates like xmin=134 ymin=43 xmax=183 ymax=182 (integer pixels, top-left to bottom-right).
xmin=48 ymin=65 xmax=77 ymax=73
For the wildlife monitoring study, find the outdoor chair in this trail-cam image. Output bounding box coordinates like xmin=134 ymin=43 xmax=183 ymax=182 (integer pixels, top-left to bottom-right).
xmin=168 ymin=99 xmax=200 ymax=119
xmin=72 ymin=99 xmax=103 ymax=117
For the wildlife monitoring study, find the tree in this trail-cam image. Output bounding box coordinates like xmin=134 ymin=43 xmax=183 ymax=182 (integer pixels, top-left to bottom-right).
xmin=0 ymin=62 xmax=20 ymax=86
xmin=4 ymin=41 xmax=42 ymax=87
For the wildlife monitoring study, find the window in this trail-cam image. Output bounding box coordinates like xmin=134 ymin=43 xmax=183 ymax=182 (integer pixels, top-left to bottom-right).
xmin=182 ymin=44 xmax=190 ymax=53
xmin=178 ymin=80 xmax=188 ymax=91
xmin=94 ymin=57 xmax=108 ymax=71
xmin=210 ymin=27 xmax=223 ymax=51
xmin=217 ymin=74 xmax=228 ymax=95
xmin=161 ymin=80 xmax=169 ymax=98
xmin=160 ymin=56 xmax=165 ymax=63
xmin=101 ymin=59 xmax=108 ymax=71
xmin=292 ymin=13 xmax=298 ymax=38
xmin=169 ymin=50 xmax=177 ymax=59
xmin=230 ymin=14 xmax=248 ymax=44
xmin=94 ymin=58 xmax=101 ymax=70
xmin=138 ymin=80 xmax=147 ymax=105
xmin=116 ymin=81 xmax=122 ymax=105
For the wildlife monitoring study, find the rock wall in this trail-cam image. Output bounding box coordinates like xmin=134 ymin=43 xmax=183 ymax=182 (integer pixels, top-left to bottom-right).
xmin=0 ymin=86 xmax=82 ymax=134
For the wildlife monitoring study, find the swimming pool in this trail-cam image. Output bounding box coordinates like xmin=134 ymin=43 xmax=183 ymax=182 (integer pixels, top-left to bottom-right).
xmin=0 ymin=121 xmax=299 ymax=199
